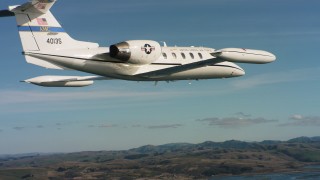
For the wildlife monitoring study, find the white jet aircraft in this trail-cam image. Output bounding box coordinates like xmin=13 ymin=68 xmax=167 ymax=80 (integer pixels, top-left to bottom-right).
xmin=1 ymin=0 xmax=276 ymax=87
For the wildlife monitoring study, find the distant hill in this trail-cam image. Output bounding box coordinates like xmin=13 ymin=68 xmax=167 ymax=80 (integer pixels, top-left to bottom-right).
xmin=131 ymin=136 xmax=320 ymax=154
xmin=288 ymin=136 xmax=320 ymax=143
xmin=0 ymin=136 xmax=319 ymax=179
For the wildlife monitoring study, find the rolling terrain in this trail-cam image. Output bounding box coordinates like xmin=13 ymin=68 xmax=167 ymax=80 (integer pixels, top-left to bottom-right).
xmin=0 ymin=137 xmax=319 ymax=179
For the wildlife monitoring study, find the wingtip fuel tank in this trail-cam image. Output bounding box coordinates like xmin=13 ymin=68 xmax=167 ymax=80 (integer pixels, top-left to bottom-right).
xmin=23 ymin=76 xmax=94 ymax=87
xmin=212 ymin=48 xmax=276 ymax=64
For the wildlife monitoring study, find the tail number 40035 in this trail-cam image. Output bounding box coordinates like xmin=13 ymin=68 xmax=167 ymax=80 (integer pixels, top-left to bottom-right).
xmin=47 ymin=38 xmax=62 ymax=44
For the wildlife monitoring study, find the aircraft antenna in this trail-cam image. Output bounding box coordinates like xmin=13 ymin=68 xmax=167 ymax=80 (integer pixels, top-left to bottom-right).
xmin=160 ymin=41 xmax=167 ymax=47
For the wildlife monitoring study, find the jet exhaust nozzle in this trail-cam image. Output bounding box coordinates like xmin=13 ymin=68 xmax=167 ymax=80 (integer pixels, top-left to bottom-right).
xmin=109 ymin=42 xmax=131 ymax=61
xmin=109 ymin=40 xmax=161 ymax=65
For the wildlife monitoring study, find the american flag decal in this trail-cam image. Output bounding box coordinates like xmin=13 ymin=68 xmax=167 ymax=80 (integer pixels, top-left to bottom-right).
xmin=37 ymin=18 xmax=48 ymax=26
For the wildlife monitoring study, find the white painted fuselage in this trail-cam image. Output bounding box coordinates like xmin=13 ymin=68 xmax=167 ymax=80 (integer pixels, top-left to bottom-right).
xmin=25 ymin=46 xmax=245 ymax=81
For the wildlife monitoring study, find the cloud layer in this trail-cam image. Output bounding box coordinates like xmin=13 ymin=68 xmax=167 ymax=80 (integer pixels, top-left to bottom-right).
xmin=0 ymin=89 xmax=182 ymax=105
xmin=231 ymin=67 xmax=320 ymax=89
xmin=147 ymin=124 xmax=183 ymax=129
xmin=280 ymin=115 xmax=320 ymax=127
xmin=13 ymin=127 xmax=25 ymax=131
xmin=197 ymin=115 xmax=277 ymax=128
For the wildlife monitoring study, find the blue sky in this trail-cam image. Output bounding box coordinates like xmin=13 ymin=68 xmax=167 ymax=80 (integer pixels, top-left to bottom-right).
xmin=0 ymin=0 xmax=320 ymax=154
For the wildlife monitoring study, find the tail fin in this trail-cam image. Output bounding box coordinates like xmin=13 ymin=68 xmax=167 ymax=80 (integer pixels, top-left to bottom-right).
xmin=1 ymin=0 xmax=99 ymax=69
xmin=8 ymin=0 xmax=98 ymax=52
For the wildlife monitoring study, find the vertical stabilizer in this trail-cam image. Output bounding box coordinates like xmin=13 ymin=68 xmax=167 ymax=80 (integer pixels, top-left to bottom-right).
xmin=9 ymin=0 xmax=98 ymax=52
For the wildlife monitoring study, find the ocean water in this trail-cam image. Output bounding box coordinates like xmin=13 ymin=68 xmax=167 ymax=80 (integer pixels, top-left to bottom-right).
xmin=211 ymin=166 xmax=320 ymax=180
xmin=211 ymin=171 xmax=320 ymax=180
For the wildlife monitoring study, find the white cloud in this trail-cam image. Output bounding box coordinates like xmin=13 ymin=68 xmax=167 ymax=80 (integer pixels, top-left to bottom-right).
xmin=231 ymin=67 xmax=320 ymax=89
xmin=291 ymin=114 xmax=304 ymax=120
xmin=147 ymin=124 xmax=183 ymax=129
xmin=0 ymin=86 xmax=198 ymax=106
xmin=132 ymin=124 xmax=142 ymax=128
xmin=234 ymin=112 xmax=251 ymax=117
xmin=0 ymin=90 xmax=172 ymax=105
xmin=0 ymin=88 xmax=198 ymax=113
xmin=197 ymin=116 xmax=277 ymax=128
xmin=13 ymin=127 xmax=25 ymax=131
xmin=280 ymin=115 xmax=320 ymax=127
xmin=98 ymin=124 xmax=118 ymax=128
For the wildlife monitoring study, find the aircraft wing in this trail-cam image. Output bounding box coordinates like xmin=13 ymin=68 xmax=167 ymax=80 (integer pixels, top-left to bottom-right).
xmin=136 ymin=57 xmax=224 ymax=78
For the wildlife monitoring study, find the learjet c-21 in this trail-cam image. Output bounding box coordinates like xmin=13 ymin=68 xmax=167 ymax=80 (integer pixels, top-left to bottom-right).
xmin=0 ymin=0 xmax=276 ymax=87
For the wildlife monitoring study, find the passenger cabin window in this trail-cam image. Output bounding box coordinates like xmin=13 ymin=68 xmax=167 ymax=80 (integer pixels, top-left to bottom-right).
xmin=190 ymin=53 xmax=194 ymax=59
xmin=181 ymin=53 xmax=186 ymax=59
xmin=172 ymin=53 xmax=177 ymax=59
xmin=198 ymin=53 xmax=203 ymax=59
xmin=162 ymin=53 xmax=167 ymax=59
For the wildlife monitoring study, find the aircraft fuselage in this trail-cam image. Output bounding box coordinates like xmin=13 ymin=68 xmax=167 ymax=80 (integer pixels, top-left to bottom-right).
xmin=25 ymin=46 xmax=245 ymax=81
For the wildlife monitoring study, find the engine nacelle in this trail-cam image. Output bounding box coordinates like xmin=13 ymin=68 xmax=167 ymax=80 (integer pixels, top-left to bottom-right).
xmin=110 ymin=40 xmax=161 ymax=65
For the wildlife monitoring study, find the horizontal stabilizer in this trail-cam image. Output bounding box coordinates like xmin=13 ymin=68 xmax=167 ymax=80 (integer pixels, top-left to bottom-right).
xmin=10 ymin=0 xmax=56 ymax=14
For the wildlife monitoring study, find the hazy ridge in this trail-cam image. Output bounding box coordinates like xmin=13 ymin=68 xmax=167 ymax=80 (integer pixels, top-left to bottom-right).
xmin=0 ymin=136 xmax=319 ymax=179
